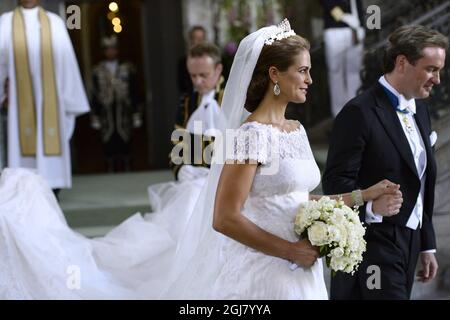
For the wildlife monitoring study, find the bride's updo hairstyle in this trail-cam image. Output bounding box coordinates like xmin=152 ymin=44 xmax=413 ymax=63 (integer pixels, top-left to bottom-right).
xmin=244 ymin=35 xmax=310 ymax=112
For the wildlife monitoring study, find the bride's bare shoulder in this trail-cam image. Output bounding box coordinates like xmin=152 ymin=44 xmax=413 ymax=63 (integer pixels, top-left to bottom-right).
xmin=287 ymin=119 xmax=302 ymax=131
xmin=243 ymin=115 xmax=261 ymax=124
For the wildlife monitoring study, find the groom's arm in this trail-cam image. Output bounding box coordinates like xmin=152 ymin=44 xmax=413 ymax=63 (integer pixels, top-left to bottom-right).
xmin=322 ymin=103 xmax=370 ymax=220
xmin=420 ymin=104 xmax=437 ymax=252
xmin=421 ymin=212 xmax=437 ymax=251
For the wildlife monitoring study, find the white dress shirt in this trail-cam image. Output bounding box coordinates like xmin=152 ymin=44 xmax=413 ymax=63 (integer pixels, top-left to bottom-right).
xmin=186 ymin=89 xmax=221 ymax=136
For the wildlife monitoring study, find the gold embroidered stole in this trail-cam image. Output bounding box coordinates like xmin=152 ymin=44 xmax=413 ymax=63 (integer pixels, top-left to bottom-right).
xmin=13 ymin=7 xmax=61 ymax=156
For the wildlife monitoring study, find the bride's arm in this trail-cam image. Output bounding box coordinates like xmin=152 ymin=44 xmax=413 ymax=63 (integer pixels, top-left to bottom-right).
xmin=309 ymin=192 xmax=362 ymax=206
xmin=213 ymin=162 xmax=318 ymax=268
xmin=309 ymin=191 xmax=368 ymax=207
xmin=309 ymin=179 xmax=401 ymax=207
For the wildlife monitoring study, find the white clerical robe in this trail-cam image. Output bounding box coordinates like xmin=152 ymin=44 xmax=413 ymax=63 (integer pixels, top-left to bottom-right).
xmin=0 ymin=7 xmax=89 ymax=188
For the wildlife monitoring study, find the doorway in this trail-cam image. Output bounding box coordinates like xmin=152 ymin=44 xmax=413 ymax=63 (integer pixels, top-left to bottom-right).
xmin=66 ymin=0 xmax=148 ymax=174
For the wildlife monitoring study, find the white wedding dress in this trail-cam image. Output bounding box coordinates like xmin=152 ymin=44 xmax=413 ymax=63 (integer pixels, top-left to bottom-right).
xmin=186 ymin=121 xmax=328 ymax=299
xmin=0 ymin=120 xmax=328 ymax=299
xmin=1 ymin=21 xmax=331 ymax=299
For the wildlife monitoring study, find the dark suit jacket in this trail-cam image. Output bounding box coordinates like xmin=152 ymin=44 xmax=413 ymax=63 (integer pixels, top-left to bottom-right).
xmin=322 ymin=82 xmax=437 ymax=251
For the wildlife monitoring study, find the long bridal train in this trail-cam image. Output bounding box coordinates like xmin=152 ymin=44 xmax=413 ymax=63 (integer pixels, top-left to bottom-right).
xmin=0 ymin=168 xmax=206 ymax=299
xmin=0 ymin=121 xmax=329 ymax=300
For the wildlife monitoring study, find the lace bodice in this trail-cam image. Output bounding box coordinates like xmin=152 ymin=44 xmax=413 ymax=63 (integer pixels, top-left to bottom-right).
xmin=229 ymin=121 xmax=321 ymax=198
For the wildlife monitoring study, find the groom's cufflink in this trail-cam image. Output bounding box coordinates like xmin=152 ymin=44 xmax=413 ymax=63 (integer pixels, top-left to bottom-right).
xmin=429 ymin=131 xmax=437 ymax=147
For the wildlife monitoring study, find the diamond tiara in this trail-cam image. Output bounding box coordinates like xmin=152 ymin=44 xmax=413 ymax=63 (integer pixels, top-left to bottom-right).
xmin=264 ymin=18 xmax=296 ymax=45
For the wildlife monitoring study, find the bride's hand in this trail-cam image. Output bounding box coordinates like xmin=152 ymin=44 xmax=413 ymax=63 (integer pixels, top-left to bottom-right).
xmin=288 ymin=239 xmax=319 ymax=268
xmin=362 ymin=179 xmax=400 ymax=201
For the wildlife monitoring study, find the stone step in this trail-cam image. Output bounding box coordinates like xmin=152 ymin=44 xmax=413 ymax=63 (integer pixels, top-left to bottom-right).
xmin=60 ymin=170 xmax=173 ymax=229
xmin=74 ymin=225 xmax=115 ymax=238
xmin=67 ymin=205 xmax=147 ymax=231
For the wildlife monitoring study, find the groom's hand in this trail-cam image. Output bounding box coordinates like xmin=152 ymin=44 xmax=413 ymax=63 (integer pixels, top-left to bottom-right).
xmin=372 ymin=191 xmax=403 ymax=216
xmin=417 ymin=252 xmax=438 ymax=283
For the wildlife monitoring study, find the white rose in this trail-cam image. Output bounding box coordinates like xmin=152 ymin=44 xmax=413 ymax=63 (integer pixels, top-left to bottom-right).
xmin=330 ymin=208 xmax=346 ymax=226
xmin=328 ymin=225 xmax=342 ymax=243
xmin=308 ymin=221 xmax=329 ymax=246
xmin=294 ymin=209 xmax=310 ymax=234
xmin=310 ymin=209 xmax=321 ymax=220
xmin=330 ymin=256 xmax=347 ymax=271
xmin=331 ymin=247 xmax=344 ymax=258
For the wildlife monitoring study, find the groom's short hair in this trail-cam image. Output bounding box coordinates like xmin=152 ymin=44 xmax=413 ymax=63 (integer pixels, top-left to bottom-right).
xmin=383 ymin=25 xmax=449 ymax=73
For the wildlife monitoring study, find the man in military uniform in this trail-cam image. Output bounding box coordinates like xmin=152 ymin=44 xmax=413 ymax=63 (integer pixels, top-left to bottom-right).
xmin=91 ymin=35 xmax=142 ymax=172
xmin=171 ymin=42 xmax=225 ymax=180
xmin=321 ymin=0 xmax=365 ymax=117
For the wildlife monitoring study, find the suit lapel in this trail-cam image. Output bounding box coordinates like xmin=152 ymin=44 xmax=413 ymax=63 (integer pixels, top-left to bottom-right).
xmin=372 ymin=83 xmax=419 ymax=177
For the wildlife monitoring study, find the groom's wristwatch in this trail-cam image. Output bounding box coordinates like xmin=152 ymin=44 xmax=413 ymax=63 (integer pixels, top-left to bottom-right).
xmin=351 ymin=189 xmax=364 ymax=208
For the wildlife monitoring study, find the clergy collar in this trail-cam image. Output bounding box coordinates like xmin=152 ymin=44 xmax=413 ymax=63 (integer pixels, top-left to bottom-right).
xmin=20 ymin=6 xmax=40 ymax=15
xmin=379 ymin=75 xmax=416 ymax=114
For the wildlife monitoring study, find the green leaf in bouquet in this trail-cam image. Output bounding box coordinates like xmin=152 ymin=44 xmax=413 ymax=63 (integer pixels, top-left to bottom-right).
xmin=301 ymin=230 xmax=308 ymax=239
xmin=319 ymin=245 xmax=330 ymax=257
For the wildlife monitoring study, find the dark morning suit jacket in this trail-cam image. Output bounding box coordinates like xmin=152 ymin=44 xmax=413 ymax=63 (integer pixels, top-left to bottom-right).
xmin=322 ymin=82 xmax=437 ymax=298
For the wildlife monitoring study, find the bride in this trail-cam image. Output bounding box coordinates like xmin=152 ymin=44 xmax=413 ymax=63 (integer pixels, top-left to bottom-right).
xmin=0 ymin=20 xmax=402 ymax=299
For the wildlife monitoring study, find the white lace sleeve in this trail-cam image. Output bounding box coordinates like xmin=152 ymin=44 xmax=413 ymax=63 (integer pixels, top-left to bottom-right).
xmin=227 ymin=122 xmax=270 ymax=164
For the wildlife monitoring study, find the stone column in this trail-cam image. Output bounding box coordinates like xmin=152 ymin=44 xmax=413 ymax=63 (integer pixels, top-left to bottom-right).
xmin=142 ymin=0 xmax=185 ymax=168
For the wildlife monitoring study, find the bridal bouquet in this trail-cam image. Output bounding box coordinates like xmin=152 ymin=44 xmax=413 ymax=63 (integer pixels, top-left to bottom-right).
xmin=292 ymin=196 xmax=366 ymax=275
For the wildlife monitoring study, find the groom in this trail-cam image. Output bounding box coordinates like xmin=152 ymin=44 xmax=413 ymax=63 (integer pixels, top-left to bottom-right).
xmin=322 ymin=25 xmax=448 ymax=299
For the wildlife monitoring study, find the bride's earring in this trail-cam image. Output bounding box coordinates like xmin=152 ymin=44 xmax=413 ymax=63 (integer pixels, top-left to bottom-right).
xmin=273 ymin=82 xmax=281 ymax=96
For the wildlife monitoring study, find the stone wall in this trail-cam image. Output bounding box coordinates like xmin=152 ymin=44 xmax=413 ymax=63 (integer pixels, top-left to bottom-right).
xmin=433 ymin=114 xmax=450 ymax=214
xmin=429 ymin=114 xmax=450 ymax=297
